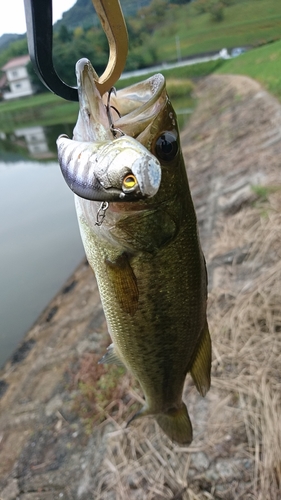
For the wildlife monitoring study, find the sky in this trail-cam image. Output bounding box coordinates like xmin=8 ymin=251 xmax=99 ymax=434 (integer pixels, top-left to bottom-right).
xmin=0 ymin=0 xmax=76 ymax=37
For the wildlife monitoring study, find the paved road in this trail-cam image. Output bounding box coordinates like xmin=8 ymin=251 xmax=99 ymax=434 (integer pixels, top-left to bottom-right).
xmin=120 ymin=52 xmax=223 ymax=80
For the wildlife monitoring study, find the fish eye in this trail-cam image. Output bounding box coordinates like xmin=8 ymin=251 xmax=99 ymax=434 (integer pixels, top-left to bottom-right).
xmin=123 ymin=173 xmax=137 ymax=190
xmin=154 ymin=131 xmax=178 ymax=162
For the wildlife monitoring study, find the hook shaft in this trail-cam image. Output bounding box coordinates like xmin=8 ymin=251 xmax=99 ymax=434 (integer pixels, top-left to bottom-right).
xmin=92 ymin=0 xmax=128 ymax=96
xmin=24 ymin=0 xmax=79 ymax=101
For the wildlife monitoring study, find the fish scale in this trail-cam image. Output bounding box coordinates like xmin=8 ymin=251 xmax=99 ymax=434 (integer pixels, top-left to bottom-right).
xmin=75 ymin=177 xmax=209 ymax=434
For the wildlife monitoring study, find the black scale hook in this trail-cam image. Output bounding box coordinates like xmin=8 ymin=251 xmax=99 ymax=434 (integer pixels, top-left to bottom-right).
xmin=24 ymin=0 xmax=78 ymax=101
xmin=23 ymin=0 xmax=128 ymax=101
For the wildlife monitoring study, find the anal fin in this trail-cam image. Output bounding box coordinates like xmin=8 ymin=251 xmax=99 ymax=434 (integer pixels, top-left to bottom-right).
xmin=190 ymin=321 xmax=211 ymax=397
xmin=98 ymin=343 xmax=125 ymax=367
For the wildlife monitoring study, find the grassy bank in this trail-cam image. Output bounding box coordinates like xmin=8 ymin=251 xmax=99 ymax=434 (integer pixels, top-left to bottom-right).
xmin=216 ymin=39 xmax=281 ymax=100
xmin=0 ymin=93 xmax=79 ymax=133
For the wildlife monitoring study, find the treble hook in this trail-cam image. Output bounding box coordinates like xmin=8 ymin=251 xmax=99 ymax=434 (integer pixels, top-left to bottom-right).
xmin=23 ymin=0 xmax=128 ymax=100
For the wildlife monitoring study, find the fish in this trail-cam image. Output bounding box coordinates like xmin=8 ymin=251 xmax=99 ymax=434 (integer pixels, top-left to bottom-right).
xmin=56 ymin=58 xmax=211 ymax=445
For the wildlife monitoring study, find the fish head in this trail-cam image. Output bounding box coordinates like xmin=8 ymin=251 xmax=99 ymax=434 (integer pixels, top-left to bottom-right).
xmin=57 ymin=58 xmax=183 ymax=204
xmin=56 ymin=58 xmax=161 ymax=202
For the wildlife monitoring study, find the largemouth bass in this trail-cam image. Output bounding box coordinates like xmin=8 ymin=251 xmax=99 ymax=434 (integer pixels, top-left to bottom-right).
xmin=57 ymin=58 xmax=211 ymax=445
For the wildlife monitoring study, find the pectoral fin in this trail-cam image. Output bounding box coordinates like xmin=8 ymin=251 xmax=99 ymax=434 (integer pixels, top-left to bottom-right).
xmin=105 ymin=253 xmax=139 ymax=316
xmin=190 ymin=321 xmax=211 ymax=397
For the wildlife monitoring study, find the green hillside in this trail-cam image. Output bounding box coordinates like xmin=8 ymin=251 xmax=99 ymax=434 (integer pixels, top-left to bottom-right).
xmin=151 ymin=0 xmax=281 ymax=60
xmin=55 ymin=0 xmax=151 ymax=31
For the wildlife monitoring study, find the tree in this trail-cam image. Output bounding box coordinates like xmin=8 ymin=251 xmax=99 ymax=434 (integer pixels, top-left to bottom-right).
xmin=169 ymin=0 xmax=193 ymax=3
xmin=52 ymin=26 xmax=108 ymax=87
xmin=193 ymin=0 xmax=225 ymax=22
xmin=58 ymin=25 xmax=72 ymax=43
xmin=138 ymin=0 xmax=169 ymax=33
xmin=209 ymin=1 xmax=224 ymax=21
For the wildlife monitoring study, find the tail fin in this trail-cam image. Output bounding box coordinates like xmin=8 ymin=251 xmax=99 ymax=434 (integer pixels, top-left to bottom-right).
xmin=155 ymin=403 xmax=193 ymax=445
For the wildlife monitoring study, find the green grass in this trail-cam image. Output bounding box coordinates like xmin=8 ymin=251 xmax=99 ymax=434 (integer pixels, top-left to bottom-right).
xmin=0 ymin=93 xmax=79 ymax=132
xmin=154 ymin=0 xmax=281 ymax=61
xmin=216 ymin=39 xmax=281 ymax=100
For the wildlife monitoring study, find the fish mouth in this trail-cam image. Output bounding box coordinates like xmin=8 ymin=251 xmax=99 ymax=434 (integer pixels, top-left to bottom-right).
xmin=73 ymin=58 xmax=112 ymax=142
xmin=73 ymin=58 xmax=168 ymax=148
xmin=108 ymin=73 xmax=167 ymax=146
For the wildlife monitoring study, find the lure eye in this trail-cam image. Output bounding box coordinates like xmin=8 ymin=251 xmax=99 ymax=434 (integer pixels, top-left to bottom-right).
xmin=154 ymin=131 xmax=178 ymax=162
xmin=123 ymin=173 xmax=138 ymax=190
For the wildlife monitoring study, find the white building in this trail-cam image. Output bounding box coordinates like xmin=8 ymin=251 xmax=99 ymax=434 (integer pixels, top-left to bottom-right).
xmin=1 ymin=55 xmax=34 ymax=100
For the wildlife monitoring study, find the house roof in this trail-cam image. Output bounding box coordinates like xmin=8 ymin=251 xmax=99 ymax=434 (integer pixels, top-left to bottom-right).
xmin=2 ymin=55 xmax=30 ymax=72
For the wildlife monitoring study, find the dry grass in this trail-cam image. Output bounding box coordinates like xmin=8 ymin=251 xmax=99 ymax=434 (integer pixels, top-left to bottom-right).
xmin=209 ymin=187 xmax=281 ymax=500
xmin=74 ymin=184 xmax=281 ymax=499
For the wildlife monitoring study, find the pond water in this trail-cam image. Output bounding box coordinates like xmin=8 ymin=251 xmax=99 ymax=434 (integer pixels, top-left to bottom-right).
xmin=0 ymin=124 xmax=85 ymax=368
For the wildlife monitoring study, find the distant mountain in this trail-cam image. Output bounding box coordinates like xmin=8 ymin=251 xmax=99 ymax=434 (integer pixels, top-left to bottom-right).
xmin=54 ymin=0 xmax=151 ymax=31
xmin=0 ymin=33 xmax=23 ymax=50
xmin=0 ymin=0 xmax=151 ymax=62
xmin=54 ymin=0 xmax=99 ymax=30
xmin=0 ymin=2 xmax=152 ymax=49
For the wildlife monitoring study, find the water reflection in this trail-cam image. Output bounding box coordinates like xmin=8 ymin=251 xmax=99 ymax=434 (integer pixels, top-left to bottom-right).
xmin=0 ymin=130 xmax=85 ymax=368
xmin=14 ymin=126 xmax=52 ymax=158
xmin=0 ymin=123 xmax=75 ymax=161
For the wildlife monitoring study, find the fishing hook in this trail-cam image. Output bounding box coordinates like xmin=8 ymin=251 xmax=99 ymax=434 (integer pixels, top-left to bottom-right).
xmin=23 ymin=0 xmax=128 ymax=100
xmin=106 ymin=87 xmax=124 ymax=138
